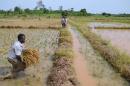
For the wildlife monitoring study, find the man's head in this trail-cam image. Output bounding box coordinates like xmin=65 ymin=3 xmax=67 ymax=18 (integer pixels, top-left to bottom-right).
xmin=18 ymin=33 xmax=25 ymax=44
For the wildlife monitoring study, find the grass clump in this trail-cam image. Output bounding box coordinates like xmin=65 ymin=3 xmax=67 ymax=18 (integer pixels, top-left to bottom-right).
xmin=54 ymin=48 xmax=74 ymax=60
xmin=59 ymin=36 xmax=72 ymax=44
xmin=59 ymin=29 xmax=71 ymax=37
xmin=59 ymin=29 xmax=73 ymax=45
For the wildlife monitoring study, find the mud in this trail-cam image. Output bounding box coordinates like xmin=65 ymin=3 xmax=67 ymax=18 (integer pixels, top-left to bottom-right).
xmin=69 ymin=28 xmax=97 ymax=86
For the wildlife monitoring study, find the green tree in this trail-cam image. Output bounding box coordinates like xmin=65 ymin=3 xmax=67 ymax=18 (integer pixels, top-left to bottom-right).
xmin=102 ymin=12 xmax=111 ymax=16
xmin=24 ymin=8 xmax=31 ymax=14
xmin=61 ymin=10 xmax=68 ymax=17
xmin=14 ymin=6 xmax=23 ymax=14
xmin=71 ymin=8 xmax=74 ymax=12
xmin=80 ymin=9 xmax=87 ymax=16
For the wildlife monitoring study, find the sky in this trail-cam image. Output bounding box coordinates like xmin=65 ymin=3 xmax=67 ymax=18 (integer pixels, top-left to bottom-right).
xmin=0 ymin=0 xmax=130 ymax=14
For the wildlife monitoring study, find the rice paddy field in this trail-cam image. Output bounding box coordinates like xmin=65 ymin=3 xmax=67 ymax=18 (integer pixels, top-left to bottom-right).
xmin=0 ymin=28 xmax=59 ymax=86
xmin=0 ymin=16 xmax=130 ymax=86
xmin=71 ymin=28 xmax=129 ymax=86
xmin=87 ymin=22 xmax=130 ymax=55
xmin=70 ymin=17 xmax=130 ymax=86
xmin=94 ymin=29 xmax=130 ymax=55
xmin=0 ymin=18 xmax=60 ymax=29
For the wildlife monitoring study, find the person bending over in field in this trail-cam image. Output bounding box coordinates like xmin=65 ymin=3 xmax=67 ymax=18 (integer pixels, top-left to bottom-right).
xmin=4 ymin=34 xmax=26 ymax=79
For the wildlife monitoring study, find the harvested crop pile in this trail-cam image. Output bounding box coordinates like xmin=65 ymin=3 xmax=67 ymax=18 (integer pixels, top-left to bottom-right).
xmin=47 ymin=57 xmax=79 ymax=86
xmin=54 ymin=48 xmax=74 ymax=60
xmin=47 ymin=29 xmax=79 ymax=86
xmin=53 ymin=57 xmax=74 ymax=76
xmin=53 ymin=57 xmax=72 ymax=68
xmin=59 ymin=36 xmax=72 ymax=44
xmin=121 ymin=65 xmax=130 ymax=80
xmin=22 ymin=49 xmax=40 ymax=67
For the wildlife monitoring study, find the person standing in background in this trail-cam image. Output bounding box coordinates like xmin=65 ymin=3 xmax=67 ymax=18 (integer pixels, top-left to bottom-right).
xmin=61 ymin=16 xmax=67 ymax=28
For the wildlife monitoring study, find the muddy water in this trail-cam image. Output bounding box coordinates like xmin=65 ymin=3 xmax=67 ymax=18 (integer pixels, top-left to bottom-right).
xmin=69 ymin=28 xmax=97 ymax=86
xmin=89 ymin=22 xmax=130 ymax=28
xmin=89 ymin=22 xmax=130 ymax=55
xmin=95 ymin=29 xmax=130 ymax=55
xmin=71 ymin=28 xmax=129 ymax=86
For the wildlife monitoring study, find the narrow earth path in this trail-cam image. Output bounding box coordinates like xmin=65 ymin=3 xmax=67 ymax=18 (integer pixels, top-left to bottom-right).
xmin=69 ymin=28 xmax=97 ymax=86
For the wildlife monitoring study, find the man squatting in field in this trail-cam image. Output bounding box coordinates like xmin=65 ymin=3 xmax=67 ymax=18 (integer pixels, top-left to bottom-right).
xmin=5 ymin=34 xmax=26 ymax=79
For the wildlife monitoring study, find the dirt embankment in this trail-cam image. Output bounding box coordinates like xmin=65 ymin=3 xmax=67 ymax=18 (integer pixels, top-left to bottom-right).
xmin=47 ymin=29 xmax=79 ymax=86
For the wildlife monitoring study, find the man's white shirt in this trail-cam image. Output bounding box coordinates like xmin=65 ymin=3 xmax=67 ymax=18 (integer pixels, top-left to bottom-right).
xmin=8 ymin=41 xmax=24 ymax=60
xmin=61 ymin=18 xmax=67 ymax=24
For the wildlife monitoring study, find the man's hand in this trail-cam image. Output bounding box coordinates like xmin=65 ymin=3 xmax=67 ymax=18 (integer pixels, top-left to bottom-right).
xmin=16 ymin=55 xmax=22 ymax=62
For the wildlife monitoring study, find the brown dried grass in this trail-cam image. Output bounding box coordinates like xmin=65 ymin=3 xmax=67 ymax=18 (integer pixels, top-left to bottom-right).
xmin=0 ymin=18 xmax=61 ymax=29
xmin=47 ymin=29 xmax=79 ymax=86
xmin=22 ymin=49 xmax=40 ymax=67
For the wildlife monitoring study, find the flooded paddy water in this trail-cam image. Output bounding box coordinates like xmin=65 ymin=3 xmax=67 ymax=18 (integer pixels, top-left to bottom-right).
xmin=89 ymin=22 xmax=130 ymax=55
xmin=70 ymin=28 xmax=129 ymax=86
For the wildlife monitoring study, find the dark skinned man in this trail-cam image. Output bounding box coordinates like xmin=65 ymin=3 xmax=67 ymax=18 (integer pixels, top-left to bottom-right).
xmin=6 ymin=33 xmax=26 ymax=79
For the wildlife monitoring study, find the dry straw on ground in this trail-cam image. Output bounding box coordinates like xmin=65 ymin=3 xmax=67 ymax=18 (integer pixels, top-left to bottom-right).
xmin=0 ymin=18 xmax=61 ymax=29
xmin=47 ymin=29 xmax=79 ymax=86
xmin=22 ymin=49 xmax=40 ymax=67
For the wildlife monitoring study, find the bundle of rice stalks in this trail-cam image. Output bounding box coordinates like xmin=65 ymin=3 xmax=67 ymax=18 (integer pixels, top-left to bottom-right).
xmin=47 ymin=58 xmax=78 ymax=86
xmin=22 ymin=49 xmax=40 ymax=67
xmin=53 ymin=57 xmax=72 ymax=67
xmin=54 ymin=48 xmax=74 ymax=60
xmin=59 ymin=36 xmax=72 ymax=44
xmin=60 ymin=29 xmax=71 ymax=36
xmin=47 ymin=67 xmax=68 ymax=86
xmin=120 ymin=65 xmax=130 ymax=81
xmin=59 ymin=42 xmax=72 ymax=48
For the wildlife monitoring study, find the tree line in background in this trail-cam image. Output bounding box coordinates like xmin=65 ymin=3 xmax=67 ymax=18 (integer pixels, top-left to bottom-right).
xmin=0 ymin=6 xmax=130 ymax=17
